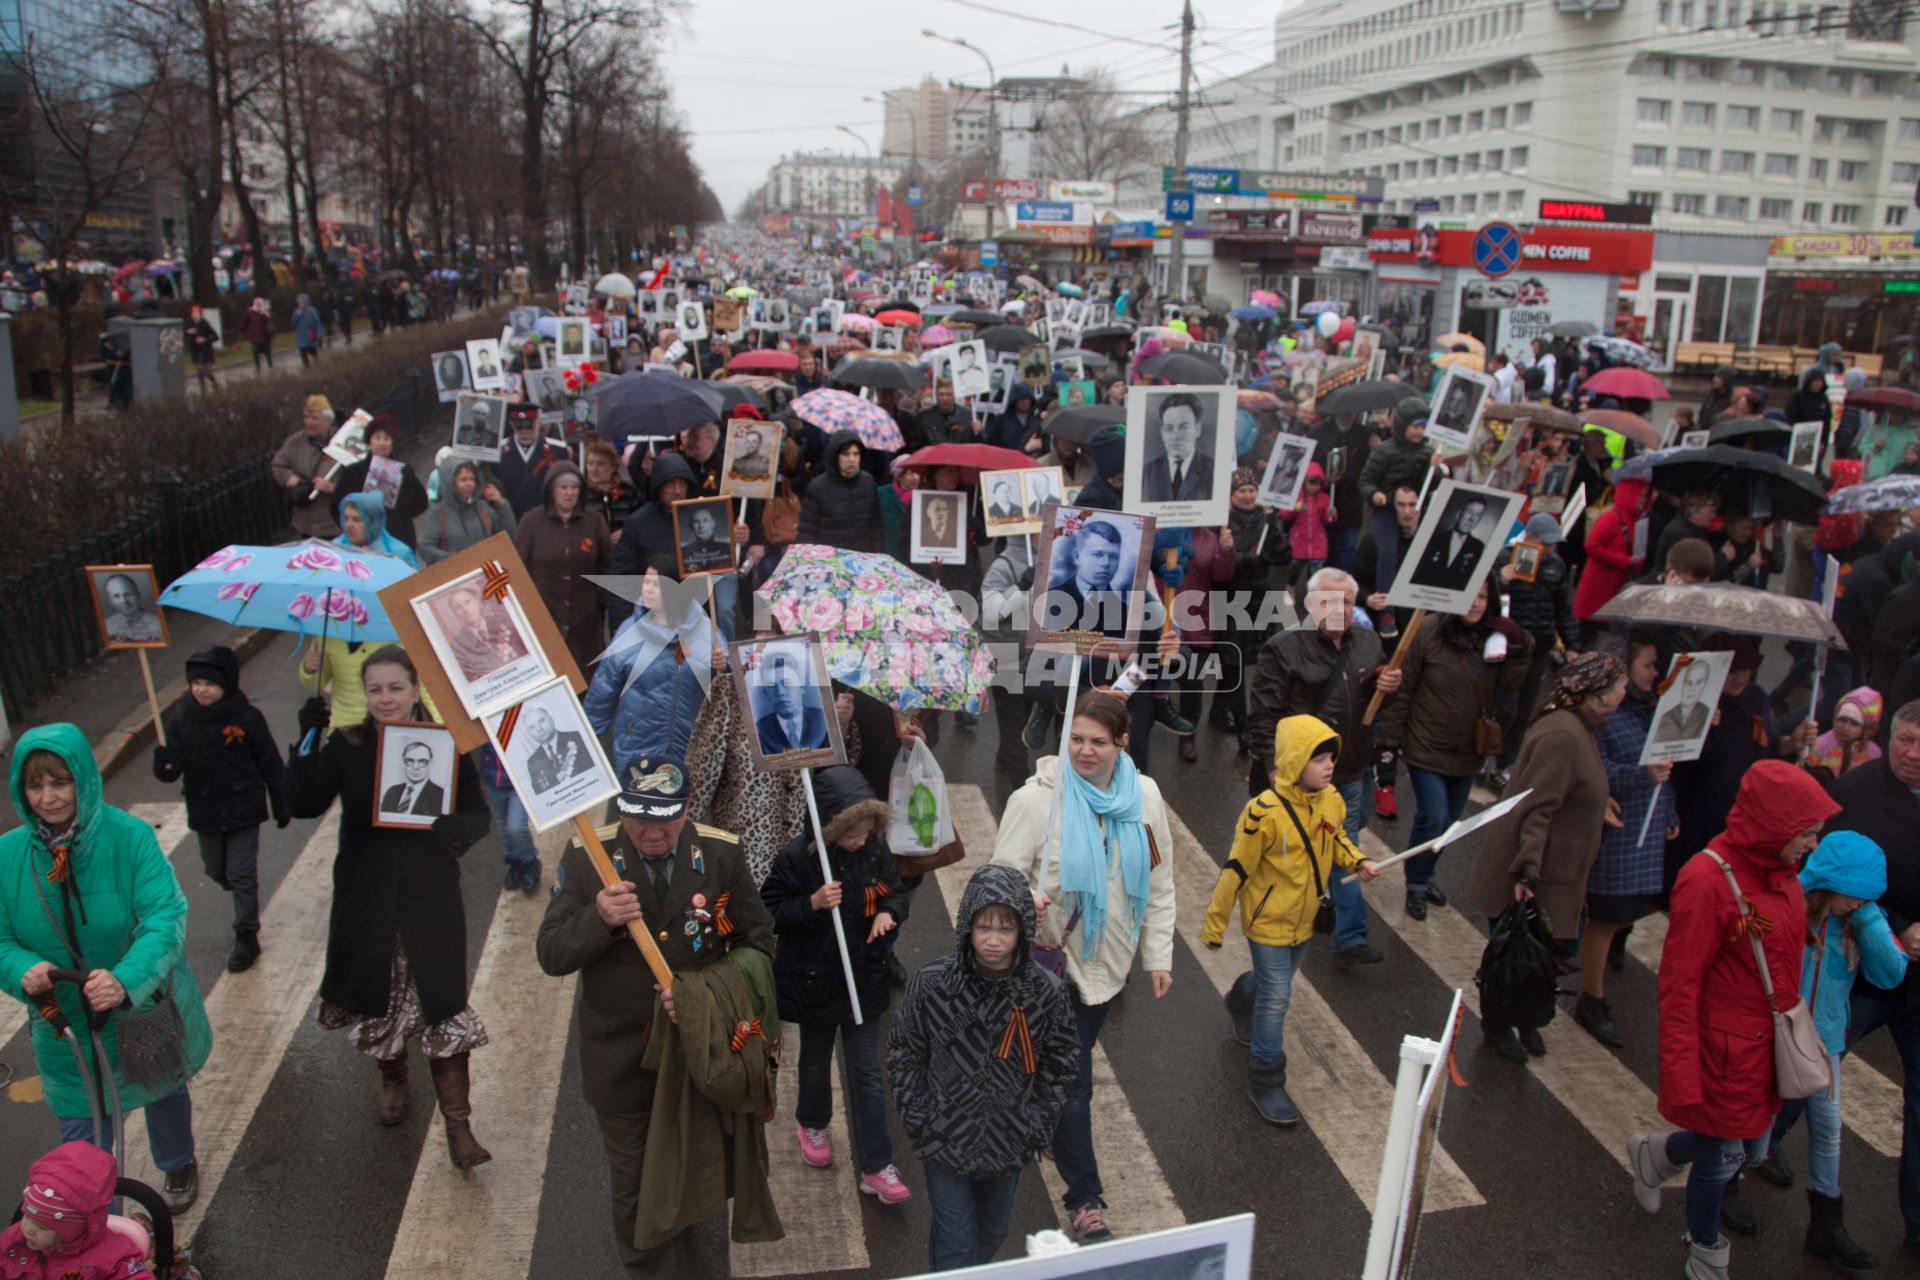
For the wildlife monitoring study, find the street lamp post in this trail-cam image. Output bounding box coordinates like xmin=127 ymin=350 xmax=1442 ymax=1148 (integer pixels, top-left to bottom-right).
xmin=924 ymin=29 xmax=997 ymax=243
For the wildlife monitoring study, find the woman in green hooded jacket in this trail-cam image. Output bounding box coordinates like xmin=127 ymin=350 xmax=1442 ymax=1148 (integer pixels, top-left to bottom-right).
xmin=0 ymin=722 xmax=213 ymax=1212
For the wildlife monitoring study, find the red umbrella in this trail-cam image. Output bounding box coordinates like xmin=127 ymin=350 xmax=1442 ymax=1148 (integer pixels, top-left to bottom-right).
xmin=1582 ymin=367 xmax=1670 ymax=401
xmin=898 ymin=443 xmax=1035 ymax=480
xmin=727 ymin=350 xmax=799 ymax=374
xmin=1848 ymin=387 xmax=1920 ymax=414
xmin=876 ymin=309 xmax=922 ymax=327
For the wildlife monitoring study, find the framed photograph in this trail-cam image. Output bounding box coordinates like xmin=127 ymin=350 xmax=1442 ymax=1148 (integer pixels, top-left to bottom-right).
xmin=1385 ymin=478 xmax=1526 ymax=616
xmin=1641 ymin=650 xmax=1735 ymax=765
xmin=672 ymin=496 xmax=737 ymax=577
xmin=981 ymin=469 xmax=1033 ymax=537
xmin=432 ymin=350 xmax=471 ymax=403
xmin=372 ymin=721 xmax=458 ymax=830
xmin=1018 ymin=344 xmax=1053 ymax=384
xmin=564 ymin=282 xmax=589 ymax=311
xmin=320 ymin=410 xmax=372 ymax=468
xmin=1123 ymin=384 xmax=1236 ymax=529
xmin=87 ymin=563 xmax=168 ymax=649
xmin=809 ymin=306 xmax=835 ymax=336
xmin=1029 ymin=503 xmax=1157 ymax=656
xmin=555 ymin=319 xmax=590 ymax=365
xmin=1085 ymin=302 xmax=1112 ymax=328
xmin=712 ymin=297 xmax=743 ymax=333
xmin=948 ymin=340 xmax=991 ymax=399
xmin=522 ymin=367 xmax=568 ymax=424
xmin=450 ymin=394 xmax=507 ymax=462
xmin=758 ymin=298 xmax=790 ymax=332
xmin=565 ymin=393 xmax=598 ymax=435
xmin=1060 ymin=379 xmax=1097 ymax=407
xmin=1681 ymin=429 xmax=1711 ymax=449
xmin=1023 ymin=468 xmax=1063 ymax=520
xmin=933 ymin=1214 xmax=1255 ymax=1279
xmin=508 ymin=306 xmax=541 ymax=338
xmin=465 ymin=338 xmax=505 ymax=391
xmin=1045 ymin=298 xmax=1069 ymax=324
xmin=365 ymin=455 xmax=405 ymax=511
xmin=412 ymin=567 xmax=554 ymax=718
xmin=605 ymin=315 xmax=627 ymax=344
xmin=637 ymin=291 xmax=660 ymax=319
xmin=721 ymin=418 xmax=780 ymax=499
xmin=1425 ymin=366 xmax=1494 ymax=454
xmin=1190 ymin=339 xmax=1227 ymax=365
xmin=1033 ymin=317 xmax=1051 ymax=344
xmin=730 ymin=635 xmax=848 ymax=774
xmin=910 ymin=489 xmax=968 ymax=565
xmin=1293 ymin=364 xmax=1322 ymax=414
xmin=675 ymin=300 xmax=709 ymax=341
xmin=660 ymin=287 xmax=681 ymax=314
xmin=873 ymin=325 xmax=905 ymax=353
xmin=1257 ymin=431 xmax=1316 ymax=512
xmin=1509 ymin=540 xmax=1544 ymax=585
xmin=974 ymin=358 xmax=1016 ymax=414
xmin=485 ymin=676 xmax=620 ymax=831
xmin=1790 ymin=420 xmax=1823 ymax=471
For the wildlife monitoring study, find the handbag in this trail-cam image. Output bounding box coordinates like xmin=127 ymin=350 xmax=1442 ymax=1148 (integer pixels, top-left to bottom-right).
xmin=1277 ymin=798 xmax=1336 ymax=935
xmin=894 ymin=832 xmax=966 ymax=878
xmin=1457 ymin=648 xmax=1504 ymax=759
xmin=1032 ymin=906 xmax=1081 ymax=981
xmin=30 ymin=851 xmax=190 ymax=1092
xmin=761 ymin=476 xmax=801 ymax=545
xmin=1704 ymin=850 xmax=1832 ymax=1100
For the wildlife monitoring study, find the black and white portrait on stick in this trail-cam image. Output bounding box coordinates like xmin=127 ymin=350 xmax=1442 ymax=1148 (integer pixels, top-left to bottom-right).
xmin=450 ymin=394 xmax=508 ymax=463
xmin=1641 ymin=650 xmax=1734 ymax=764
xmin=1257 ymin=431 xmax=1315 ymax=512
xmin=910 ymin=489 xmax=967 ymax=565
xmin=672 ymin=496 xmax=737 ymax=576
xmin=1424 ymin=366 xmax=1494 ymax=454
xmin=485 ymin=677 xmax=619 ymax=831
xmin=373 ymin=722 xmax=457 ymax=829
xmin=980 ymin=470 xmax=1030 ymax=537
xmin=88 ymin=564 xmax=168 ymax=649
xmin=1385 ymin=478 xmax=1525 ymax=616
xmin=465 ymin=339 xmax=504 ymax=391
xmin=731 ymin=635 xmax=847 ymax=773
xmin=433 ymin=350 xmax=470 ymax=403
xmin=1029 ymin=504 xmax=1156 ymax=655
xmin=413 ymin=568 xmax=553 ymax=717
xmin=1124 ymin=384 xmax=1235 ymax=528
xmin=677 ymin=302 xmax=708 ymax=341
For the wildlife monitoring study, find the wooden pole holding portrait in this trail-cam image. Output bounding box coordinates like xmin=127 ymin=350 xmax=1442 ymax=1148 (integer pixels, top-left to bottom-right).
xmin=801 ymin=766 xmax=866 ymax=1025
xmin=86 ymin=562 xmax=171 ymax=745
xmin=1361 ymin=609 xmax=1425 ymax=726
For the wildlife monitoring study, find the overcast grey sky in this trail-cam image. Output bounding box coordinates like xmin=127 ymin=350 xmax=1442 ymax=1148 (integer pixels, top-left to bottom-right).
xmin=669 ymin=1 xmax=1277 ymax=214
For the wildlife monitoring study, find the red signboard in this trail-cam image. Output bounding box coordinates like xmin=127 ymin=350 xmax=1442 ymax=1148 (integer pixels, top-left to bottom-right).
xmin=1036 ymin=225 xmax=1093 ymax=246
xmin=960 ymin=178 xmax=1042 ymax=202
xmin=1367 ymin=225 xmax=1653 ymax=274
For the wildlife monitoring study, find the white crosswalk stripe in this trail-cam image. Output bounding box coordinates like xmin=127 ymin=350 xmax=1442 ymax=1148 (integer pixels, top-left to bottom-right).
xmin=0 ymin=804 xmax=190 ymax=1064
xmin=1625 ymin=907 xmax=1904 ymax=1159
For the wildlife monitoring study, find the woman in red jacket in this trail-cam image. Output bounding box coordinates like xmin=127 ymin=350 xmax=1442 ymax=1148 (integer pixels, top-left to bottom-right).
xmin=1572 ymin=474 xmax=1651 ymax=646
xmin=1627 ymin=761 xmax=1839 ymax=1280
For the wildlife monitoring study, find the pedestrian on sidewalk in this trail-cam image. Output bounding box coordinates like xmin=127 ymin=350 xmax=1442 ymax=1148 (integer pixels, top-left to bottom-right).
xmin=1628 ymin=760 xmax=1840 ymax=1280
xmin=887 ymin=864 xmax=1077 ymax=1271
xmin=152 ymin=645 xmax=288 ymax=973
xmin=242 ymin=295 xmax=273 ymax=371
xmin=1204 ymin=715 xmax=1379 ymax=1125
xmin=292 ymin=293 xmax=322 ymax=368
xmin=337 ymin=283 xmax=356 ymax=344
xmin=990 ymin=690 xmax=1175 ymax=1244
xmin=0 ymin=723 xmax=213 ymax=1213
xmin=285 ymin=645 xmax=494 ymax=1168
xmin=270 ymin=393 xmax=343 ymax=540
xmin=761 ymin=766 xmax=914 ymax=1205
xmin=187 ymin=305 xmax=220 ymax=392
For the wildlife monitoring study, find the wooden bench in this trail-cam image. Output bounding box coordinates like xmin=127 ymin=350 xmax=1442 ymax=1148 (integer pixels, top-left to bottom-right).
xmin=1674 ymin=341 xmax=1734 ymax=372
xmin=1736 ymin=346 xmax=1796 ymax=379
xmin=1847 ymin=351 xmax=1884 ymax=379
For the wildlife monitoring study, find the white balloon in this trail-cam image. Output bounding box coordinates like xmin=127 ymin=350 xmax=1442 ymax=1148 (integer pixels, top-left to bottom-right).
xmin=1316 ymin=311 xmax=1341 ymax=338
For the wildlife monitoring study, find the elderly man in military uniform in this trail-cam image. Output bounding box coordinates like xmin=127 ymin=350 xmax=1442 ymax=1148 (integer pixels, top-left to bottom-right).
xmin=537 ymin=756 xmax=776 ymax=1278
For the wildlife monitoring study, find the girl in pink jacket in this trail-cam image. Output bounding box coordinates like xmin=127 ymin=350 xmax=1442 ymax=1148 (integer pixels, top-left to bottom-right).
xmin=1283 ymin=462 xmax=1335 ymax=591
xmin=0 ymin=1142 xmax=150 ymax=1279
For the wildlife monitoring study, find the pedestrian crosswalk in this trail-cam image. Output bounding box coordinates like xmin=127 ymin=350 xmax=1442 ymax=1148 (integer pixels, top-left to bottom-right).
xmin=7 ymin=778 xmax=1914 ymax=1280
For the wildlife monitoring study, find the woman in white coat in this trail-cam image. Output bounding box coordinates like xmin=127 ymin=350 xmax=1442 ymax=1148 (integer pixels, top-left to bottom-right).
xmin=991 ymin=689 xmax=1176 ymax=1245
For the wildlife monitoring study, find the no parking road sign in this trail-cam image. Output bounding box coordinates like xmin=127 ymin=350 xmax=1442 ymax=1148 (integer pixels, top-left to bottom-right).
xmin=1472 ymin=222 xmax=1522 ymax=277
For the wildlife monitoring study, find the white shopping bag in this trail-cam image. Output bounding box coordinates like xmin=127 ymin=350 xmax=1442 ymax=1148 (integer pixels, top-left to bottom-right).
xmin=887 ymin=737 xmax=954 ymax=854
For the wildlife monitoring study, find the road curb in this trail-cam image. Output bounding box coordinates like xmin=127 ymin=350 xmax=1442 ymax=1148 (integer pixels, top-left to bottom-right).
xmin=93 ymin=627 xmax=281 ymax=781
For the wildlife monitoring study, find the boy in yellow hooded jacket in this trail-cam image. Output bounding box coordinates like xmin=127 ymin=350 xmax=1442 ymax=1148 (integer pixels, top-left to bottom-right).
xmin=1203 ymin=714 xmax=1378 ymax=1125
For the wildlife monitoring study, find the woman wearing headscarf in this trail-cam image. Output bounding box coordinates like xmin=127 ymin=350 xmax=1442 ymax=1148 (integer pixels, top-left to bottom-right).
xmin=581 ymin=440 xmax=641 ymax=539
xmin=513 ymin=461 xmax=611 ymax=675
xmin=415 ymin=455 xmax=517 ymax=565
xmin=1468 ymin=652 xmax=1625 ymax=1064
xmin=0 ymin=725 xmax=213 ymax=1213
xmin=331 ymin=416 xmax=428 ymax=551
xmin=990 ymin=691 xmax=1175 ymax=1244
xmin=335 ymin=489 xmax=418 ymax=568
xmin=287 ymin=645 xmax=494 ymax=1167
xmin=1628 ymin=762 xmax=1840 ymax=1280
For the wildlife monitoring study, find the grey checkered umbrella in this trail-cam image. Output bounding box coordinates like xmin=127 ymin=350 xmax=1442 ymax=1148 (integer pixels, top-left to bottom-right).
xmin=1825 ymin=474 xmax=1920 ymax=515
xmin=1595 ymin=583 xmax=1846 ymax=647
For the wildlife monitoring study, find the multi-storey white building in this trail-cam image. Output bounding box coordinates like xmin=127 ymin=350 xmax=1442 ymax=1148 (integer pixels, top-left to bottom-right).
xmin=765 ymin=152 xmax=904 ymax=220
xmin=1265 ymin=0 xmax=1920 ymax=362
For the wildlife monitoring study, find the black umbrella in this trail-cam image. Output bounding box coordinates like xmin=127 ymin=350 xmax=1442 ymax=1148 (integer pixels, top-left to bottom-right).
xmin=978 ymin=324 xmax=1039 ymax=353
xmin=1547 ymin=320 xmax=1599 ymax=338
xmin=1706 ymin=416 xmax=1791 ymax=448
xmin=1315 ymin=379 xmax=1412 ymax=417
xmin=1045 ymin=404 xmax=1125 ymax=444
xmin=1648 ymin=445 xmax=1828 ymax=522
xmin=1138 ymin=350 xmax=1230 ymax=385
xmin=1079 ymin=324 xmax=1135 ymax=343
xmin=947 ymin=308 xmax=1003 ymax=328
xmin=832 ymin=357 xmax=930 ymax=392
xmin=1049 ymin=347 xmax=1112 ymax=371
xmin=715 ymin=382 xmax=768 ymax=414
xmin=588 ymin=371 xmax=724 ymax=445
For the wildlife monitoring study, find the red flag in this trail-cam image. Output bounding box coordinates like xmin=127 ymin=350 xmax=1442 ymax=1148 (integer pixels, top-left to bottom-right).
xmin=643 ymin=258 xmax=672 ymax=290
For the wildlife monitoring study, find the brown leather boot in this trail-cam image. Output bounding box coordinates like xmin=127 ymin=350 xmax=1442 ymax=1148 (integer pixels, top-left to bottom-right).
xmin=427 ymin=1052 xmax=492 ymax=1169
xmin=377 ymin=1054 xmax=409 ymax=1127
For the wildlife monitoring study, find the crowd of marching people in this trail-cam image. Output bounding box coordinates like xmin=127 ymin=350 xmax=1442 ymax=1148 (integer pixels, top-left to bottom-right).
xmin=4 ymin=225 xmax=1920 ymax=1280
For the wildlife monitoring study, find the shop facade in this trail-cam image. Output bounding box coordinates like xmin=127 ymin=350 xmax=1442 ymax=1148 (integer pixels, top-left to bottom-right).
xmin=1760 ymin=234 xmax=1920 ymax=358
xmin=1617 ymin=232 xmax=1770 ymax=372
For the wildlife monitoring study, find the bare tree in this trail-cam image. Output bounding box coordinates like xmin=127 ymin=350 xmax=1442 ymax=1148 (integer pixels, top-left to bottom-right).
xmin=0 ymin=9 xmax=173 ymax=422
xmin=1033 ymin=70 xmax=1159 ymax=185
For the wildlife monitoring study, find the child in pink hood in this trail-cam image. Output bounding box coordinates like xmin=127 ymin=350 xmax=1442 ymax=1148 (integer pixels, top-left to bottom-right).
xmin=0 ymin=1142 xmax=150 ymax=1279
xmin=1802 ymin=684 xmax=1884 ymax=787
xmin=1282 ymin=462 xmax=1335 ymax=592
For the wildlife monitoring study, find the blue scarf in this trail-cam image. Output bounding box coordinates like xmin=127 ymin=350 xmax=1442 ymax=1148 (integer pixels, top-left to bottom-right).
xmin=1057 ymin=753 xmax=1150 ymax=962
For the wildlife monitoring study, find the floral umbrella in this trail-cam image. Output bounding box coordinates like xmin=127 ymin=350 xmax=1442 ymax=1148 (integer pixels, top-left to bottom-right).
xmin=755 ymin=544 xmax=996 ymax=714
xmin=921 ymin=323 xmax=955 ymax=347
xmin=791 ymin=388 xmax=905 ymax=450
xmin=159 ymin=540 xmax=414 ymax=643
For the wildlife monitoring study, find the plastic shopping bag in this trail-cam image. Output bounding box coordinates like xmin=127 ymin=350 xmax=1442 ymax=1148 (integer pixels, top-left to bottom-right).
xmin=887 ymin=737 xmax=954 ymax=855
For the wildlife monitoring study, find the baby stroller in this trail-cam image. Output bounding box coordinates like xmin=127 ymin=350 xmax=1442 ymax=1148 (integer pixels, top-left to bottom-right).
xmin=9 ymin=967 xmax=190 ymax=1277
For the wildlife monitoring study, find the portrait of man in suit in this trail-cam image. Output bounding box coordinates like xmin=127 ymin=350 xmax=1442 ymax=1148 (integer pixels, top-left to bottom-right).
xmin=523 ymin=706 xmax=591 ymax=794
xmin=380 ymin=740 xmax=445 ymax=817
xmin=1413 ymin=493 xmax=1490 ymax=594
xmin=1049 ymin=516 xmax=1134 ymax=634
xmin=471 ymin=345 xmax=500 ymax=381
xmin=1140 ymin=391 xmax=1214 ymax=504
xmin=986 ymin=476 xmax=1022 ymax=521
xmin=751 ymin=645 xmax=827 ymax=756
xmin=1023 ymin=470 xmax=1060 ymax=517
xmin=1651 ymin=660 xmax=1714 ymax=745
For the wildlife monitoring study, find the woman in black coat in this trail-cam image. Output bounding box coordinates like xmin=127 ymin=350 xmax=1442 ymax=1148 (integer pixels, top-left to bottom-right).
xmin=330 ymin=415 xmax=429 ymax=551
xmin=285 ymin=644 xmax=494 ymax=1169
